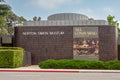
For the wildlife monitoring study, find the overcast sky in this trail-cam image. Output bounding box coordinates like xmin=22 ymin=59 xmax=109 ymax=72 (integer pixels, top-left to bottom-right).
xmin=5 ymin=0 xmax=120 ymax=21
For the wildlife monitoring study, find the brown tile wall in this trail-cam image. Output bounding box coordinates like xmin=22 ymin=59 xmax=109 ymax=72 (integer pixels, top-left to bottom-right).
xmin=118 ymin=45 xmax=120 ymax=60
xmin=118 ymin=37 xmax=120 ymax=60
xmin=14 ymin=26 xmax=73 ymax=64
xmin=99 ymin=26 xmax=118 ymax=61
xmin=14 ymin=26 xmax=118 ymax=64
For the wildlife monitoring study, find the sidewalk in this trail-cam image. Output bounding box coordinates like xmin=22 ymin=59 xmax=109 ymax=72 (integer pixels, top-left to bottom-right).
xmin=0 ymin=65 xmax=120 ymax=73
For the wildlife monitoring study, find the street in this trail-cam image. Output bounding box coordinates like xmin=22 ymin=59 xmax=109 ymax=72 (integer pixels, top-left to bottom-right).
xmin=0 ymin=72 xmax=120 ymax=80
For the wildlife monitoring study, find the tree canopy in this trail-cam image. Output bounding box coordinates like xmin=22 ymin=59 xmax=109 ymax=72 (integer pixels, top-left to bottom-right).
xmin=0 ymin=1 xmax=27 ymax=35
xmin=0 ymin=4 xmax=11 ymax=17
xmin=107 ymin=15 xmax=119 ymax=27
xmin=107 ymin=15 xmax=120 ymax=36
xmin=33 ymin=16 xmax=41 ymax=21
xmin=0 ymin=3 xmax=11 ymax=34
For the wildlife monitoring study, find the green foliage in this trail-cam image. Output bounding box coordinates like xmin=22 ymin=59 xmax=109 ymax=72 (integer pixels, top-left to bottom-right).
xmin=0 ymin=3 xmax=26 ymax=35
xmin=107 ymin=15 xmax=120 ymax=36
xmin=39 ymin=59 xmax=104 ymax=69
xmin=8 ymin=12 xmax=26 ymax=23
xmin=0 ymin=16 xmax=8 ymax=35
xmin=105 ymin=60 xmax=120 ymax=70
xmin=39 ymin=59 xmax=120 ymax=70
xmin=118 ymin=28 xmax=120 ymax=36
xmin=0 ymin=4 xmax=11 ymax=17
xmin=0 ymin=47 xmax=24 ymax=68
xmin=33 ymin=16 xmax=41 ymax=21
xmin=107 ymin=15 xmax=118 ymax=27
xmin=39 ymin=59 xmax=59 ymax=69
xmin=7 ymin=26 xmax=14 ymax=34
xmin=0 ymin=27 xmax=8 ymax=35
xmin=0 ymin=4 xmax=11 ymax=35
xmin=0 ymin=16 xmax=6 ymax=28
xmin=86 ymin=61 xmax=105 ymax=69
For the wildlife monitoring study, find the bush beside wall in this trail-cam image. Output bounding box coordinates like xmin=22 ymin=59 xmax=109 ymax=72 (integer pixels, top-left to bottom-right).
xmin=0 ymin=47 xmax=24 ymax=68
xmin=39 ymin=59 xmax=120 ymax=70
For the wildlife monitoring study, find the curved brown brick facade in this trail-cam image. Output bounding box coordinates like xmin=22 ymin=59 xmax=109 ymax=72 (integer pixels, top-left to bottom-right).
xmin=14 ymin=26 xmax=73 ymax=64
xmin=14 ymin=26 xmax=118 ymax=64
xmin=99 ymin=26 xmax=118 ymax=61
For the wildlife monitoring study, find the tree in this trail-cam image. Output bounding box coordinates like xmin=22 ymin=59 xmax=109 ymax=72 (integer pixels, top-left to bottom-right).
xmin=0 ymin=27 xmax=8 ymax=34
xmin=0 ymin=2 xmax=11 ymax=17
xmin=6 ymin=12 xmax=27 ymax=34
xmin=38 ymin=17 xmax=41 ymax=21
xmin=107 ymin=15 xmax=120 ymax=36
xmin=33 ymin=16 xmax=41 ymax=21
xmin=7 ymin=11 xmax=17 ymax=21
xmin=107 ymin=15 xmax=119 ymax=27
xmin=8 ymin=11 xmax=27 ymax=26
xmin=0 ymin=16 xmax=6 ymax=28
xmin=0 ymin=0 xmax=27 ymax=35
xmin=0 ymin=3 xmax=11 ymax=34
xmin=88 ymin=18 xmax=94 ymax=20
xmin=19 ymin=16 xmax=26 ymax=22
xmin=33 ymin=16 xmax=37 ymax=21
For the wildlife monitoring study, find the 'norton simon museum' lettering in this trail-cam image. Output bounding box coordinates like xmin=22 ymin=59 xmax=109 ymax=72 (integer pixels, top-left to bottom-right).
xmin=22 ymin=31 xmax=65 ymax=35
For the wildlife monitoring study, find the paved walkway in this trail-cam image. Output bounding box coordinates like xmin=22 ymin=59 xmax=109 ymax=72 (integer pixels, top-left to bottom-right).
xmin=16 ymin=65 xmax=40 ymax=69
xmin=0 ymin=65 xmax=120 ymax=73
xmin=0 ymin=65 xmax=40 ymax=70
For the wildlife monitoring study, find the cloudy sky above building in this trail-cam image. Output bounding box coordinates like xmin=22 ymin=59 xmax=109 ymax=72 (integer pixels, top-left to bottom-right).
xmin=6 ymin=0 xmax=120 ymax=21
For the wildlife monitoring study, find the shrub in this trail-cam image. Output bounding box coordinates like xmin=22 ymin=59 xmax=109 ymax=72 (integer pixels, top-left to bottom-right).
xmin=0 ymin=47 xmax=24 ymax=68
xmin=86 ymin=61 xmax=105 ymax=69
xmin=39 ymin=59 xmax=104 ymax=69
xmin=57 ymin=60 xmax=80 ymax=69
xmin=39 ymin=59 xmax=60 ymax=69
xmin=39 ymin=59 xmax=120 ymax=70
xmin=105 ymin=61 xmax=120 ymax=70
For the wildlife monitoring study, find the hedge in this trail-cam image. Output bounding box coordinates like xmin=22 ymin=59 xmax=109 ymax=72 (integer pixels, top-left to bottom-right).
xmin=0 ymin=47 xmax=24 ymax=68
xmin=105 ymin=60 xmax=120 ymax=70
xmin=39 ymin=59 xmax=120 ymax=70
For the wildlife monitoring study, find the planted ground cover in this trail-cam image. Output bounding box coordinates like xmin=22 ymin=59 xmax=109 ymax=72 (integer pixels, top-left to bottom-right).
xmin=39 ymin=59 xmax=120 ymax=70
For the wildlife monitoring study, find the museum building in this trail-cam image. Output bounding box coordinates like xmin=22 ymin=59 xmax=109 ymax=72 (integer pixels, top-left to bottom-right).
xmin=0 ymin=13 xmax=118 ymax=65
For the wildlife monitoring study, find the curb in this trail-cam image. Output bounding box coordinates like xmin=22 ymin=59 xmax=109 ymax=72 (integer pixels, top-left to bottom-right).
xmin=0 ymin=69 xmax=120 ymax=73
xmin=0 ymin=69 xmax=79 ymax=73
xmin=78 ymin=70 xmax=120 ymax=73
